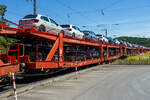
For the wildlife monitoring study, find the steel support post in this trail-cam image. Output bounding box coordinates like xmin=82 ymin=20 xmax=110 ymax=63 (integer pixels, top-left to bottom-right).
xmin=59 ymin=32 xmax=63 ymax=67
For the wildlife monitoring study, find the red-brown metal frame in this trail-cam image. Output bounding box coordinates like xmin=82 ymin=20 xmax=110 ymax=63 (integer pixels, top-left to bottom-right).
xmin=0 ymin=64 xmax=19 ymax=77
xmin=7 ymin=43 xmax=24 ymax=64
xmin=0 ymin=42 xmax=3 ymax=55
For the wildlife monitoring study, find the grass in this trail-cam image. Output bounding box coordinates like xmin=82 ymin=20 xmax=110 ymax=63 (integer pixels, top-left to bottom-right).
xmin=113 ymin=52 xmax=150 ymax=65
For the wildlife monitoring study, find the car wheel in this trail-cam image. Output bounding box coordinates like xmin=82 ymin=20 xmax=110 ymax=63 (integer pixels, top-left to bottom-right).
xmin=72 ymin=33 xmax=75 ymax=38
xmin=39 ymin=25 xmax=46 ymax=32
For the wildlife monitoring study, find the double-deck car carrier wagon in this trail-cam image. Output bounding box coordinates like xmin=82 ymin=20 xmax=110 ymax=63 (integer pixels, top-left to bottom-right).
xmin=0 ymin=21 xmax=149 ymax=81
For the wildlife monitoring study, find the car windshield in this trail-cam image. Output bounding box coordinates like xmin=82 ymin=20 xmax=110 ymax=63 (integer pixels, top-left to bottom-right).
xmin=83 ymin=31 xmax=95 ymax=35
xmin=73 ymin=26 xmax=81 ymax=31
xmin=61 ymin=25 xmax=70 ymax=28
xmin=41 ymin=16 xmax=49 ymax=22
xmin=76 ymin=27 xmax=81 ymax=31
xmin=23 ymin=15 xmax=37 ymax=19
xmin=83 ymin=31 xmax=89 ymax=33
xmin=50 ymin=19 xmax=58 ymax=25
xmin=82 ymin=31 xmax=89 ymax=34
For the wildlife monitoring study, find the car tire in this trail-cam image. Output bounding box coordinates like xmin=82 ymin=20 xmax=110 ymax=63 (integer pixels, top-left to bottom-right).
xmin=72 ymin=33 xmax=75 ymax=38
xmin=39 ymin=25 xmax=46 ymax=32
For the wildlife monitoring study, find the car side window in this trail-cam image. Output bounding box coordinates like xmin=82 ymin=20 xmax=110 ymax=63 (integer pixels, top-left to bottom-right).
xmin=40 ymin=16 xmax=49 ymax=22
xmin=72 ymin=26 xmax=76 ymax=30
xmin=76 ymin=27 xmax=81 ymax=31
xmin=73 ymin=26 xmax=80 ymax=31
xmin=50 ymin=19 xmax=58 ymax=25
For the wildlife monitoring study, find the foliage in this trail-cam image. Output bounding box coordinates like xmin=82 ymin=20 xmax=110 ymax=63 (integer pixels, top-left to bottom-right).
xmin=0 ymin=36 xmax=18 ymax=54
xmin=113 ymin=52 xmax=150 ymax=65
xmin=0 ymin=36 xmax=18 ymax=45
xmin=116 ymin=36 xmax=150 ymax=47
xmin=0 ymin=5 xmax=7 ymax=20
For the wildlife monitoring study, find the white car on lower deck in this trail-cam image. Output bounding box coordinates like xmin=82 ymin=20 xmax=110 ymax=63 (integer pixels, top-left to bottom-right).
xmin=60 ymin=25 xmax=84 ymax=39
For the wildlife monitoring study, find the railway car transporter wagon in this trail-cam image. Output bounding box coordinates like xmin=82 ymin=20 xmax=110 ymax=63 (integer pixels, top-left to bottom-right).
xmin=0 ymin=21 xmax=149 ymax=82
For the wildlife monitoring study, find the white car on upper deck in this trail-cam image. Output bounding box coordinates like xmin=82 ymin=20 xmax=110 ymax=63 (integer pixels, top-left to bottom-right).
xmin=96 ymin=34 xmax=109 ymax=43
xmin=60 ymin=25 xmax=84 ymax=39
xmin=19 ymin=14 xmax=69 ymax=35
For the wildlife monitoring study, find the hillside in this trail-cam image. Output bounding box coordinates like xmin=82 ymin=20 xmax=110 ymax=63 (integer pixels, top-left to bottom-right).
xmin=116 ymin=36 xmax=150 ymax=47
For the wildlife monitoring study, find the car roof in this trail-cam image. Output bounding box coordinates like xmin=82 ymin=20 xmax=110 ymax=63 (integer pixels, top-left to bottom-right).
xmin=24 ymin=14 xmax=50 ymax=18
xmin=82 ymin=30 xmax=95 ymax=33
xmin=82 ymin=30 xmax=90 ymax=32
xmin=60 ymin=24 xmax=73 ymax=26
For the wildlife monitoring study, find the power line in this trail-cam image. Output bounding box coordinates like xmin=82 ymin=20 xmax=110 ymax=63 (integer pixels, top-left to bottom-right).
xmin=56 ymin=4 xmax=150 ymax=17
xmin=67 ymin=9 xmax=99 ymax=15
xmin=106 ymin=4 xmax=150 ymax=12
xmin=54 ymin=0 xmax=123 ymax=17
xmin=101 ymin=0 xmax=122 ymax=15
xmin=102 ymin=0 xmax=122 ymax=10
xmin=38 ymin=8 xmax=66 ymax=24
xmin=55 ymin=0 xmax=74 ymax=11
xmin=116 ymin=19 xmax=150 ymax=25
xmin=55 ymin=0 xmax=97 ymax=24
xmin=66 ymin=13 xmax=70 ymax=24
xmin=7 ymin=11 xmax=24 ymax=17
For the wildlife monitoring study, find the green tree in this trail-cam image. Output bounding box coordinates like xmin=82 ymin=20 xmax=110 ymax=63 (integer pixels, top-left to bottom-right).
xmin=116 ymin=36 xmax=150 ymax=47
xmin=0 ymin=5 xmax=7 ymax=20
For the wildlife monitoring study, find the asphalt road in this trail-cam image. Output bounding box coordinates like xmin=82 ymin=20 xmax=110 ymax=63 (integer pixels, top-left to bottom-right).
xmin=7 ymin=65 xmax=150 ymax=100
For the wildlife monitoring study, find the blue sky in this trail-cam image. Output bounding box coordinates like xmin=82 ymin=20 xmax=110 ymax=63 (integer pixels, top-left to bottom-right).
xmin=1 ymin=0 xmax=150 ymax=38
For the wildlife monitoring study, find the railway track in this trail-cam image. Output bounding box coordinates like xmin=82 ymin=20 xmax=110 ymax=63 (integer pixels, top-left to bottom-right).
xmin=0 ymin=63 xmax=99 ymax=97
